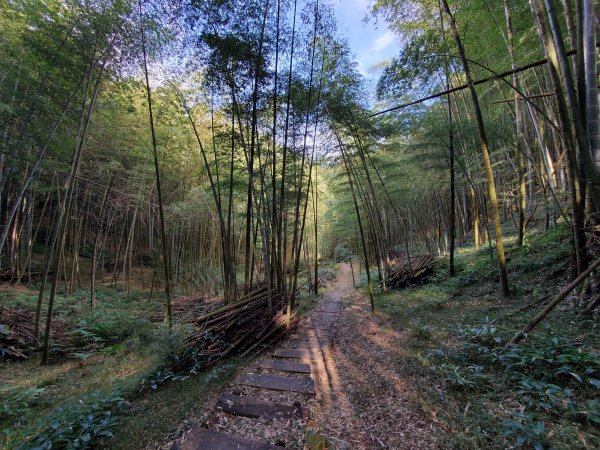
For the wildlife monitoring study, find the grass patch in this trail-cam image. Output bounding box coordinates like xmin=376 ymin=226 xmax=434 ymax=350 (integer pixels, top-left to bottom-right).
xmin=109 ymin=360 xmax=242 ymax=449
xmin=1 ymin=267 xmax=322 ymax=448
xmin=369 ymin=223 xmax=600 ymax=449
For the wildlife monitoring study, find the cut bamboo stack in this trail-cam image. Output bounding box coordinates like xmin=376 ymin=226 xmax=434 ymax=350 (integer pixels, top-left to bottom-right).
xmin=386 ymin=254 xmax=438 ymax=288
xmin=183 ymin=286 xmax=294 ymax=367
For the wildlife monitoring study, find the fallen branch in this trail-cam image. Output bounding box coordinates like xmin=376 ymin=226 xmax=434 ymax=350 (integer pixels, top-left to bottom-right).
xmin=513 ymin=294 xmax=551 ymax=314
xmin=581 ymin=293 xmax=600 ymax=317
xmin=240 ymin=322 xmax=289 ymax=358
xmin=508 ymin=257 xmax=600 ymax=345
xmin=194 ymin=286 xmax=268 ymax=323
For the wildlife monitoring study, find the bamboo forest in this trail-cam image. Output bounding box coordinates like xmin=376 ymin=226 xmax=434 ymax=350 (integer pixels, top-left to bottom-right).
xmin=1 ymin=0 xmax=600 ymax=448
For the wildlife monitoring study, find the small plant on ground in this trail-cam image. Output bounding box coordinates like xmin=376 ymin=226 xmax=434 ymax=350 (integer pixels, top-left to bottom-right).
xmin=1 ymin=386 xmax=46 ymax=421
xmin=16 ymin=393 xmax=127 ymax=450
xmin=439 ymin=363 xmax=489 ymax=390
xmin=502 ymin=412 xmax=547 ymax=450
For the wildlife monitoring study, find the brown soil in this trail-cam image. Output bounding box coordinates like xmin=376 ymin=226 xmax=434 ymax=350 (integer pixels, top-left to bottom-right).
xmin=307 ymin=263 xmax=444 ymax=449
xmin=163 ymin=263 xmax=444 ymax=449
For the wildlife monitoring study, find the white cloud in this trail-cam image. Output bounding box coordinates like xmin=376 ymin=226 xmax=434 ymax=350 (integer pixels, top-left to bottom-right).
xmin=370 ymin=30 xmax=396 ymax=53
xmin=331 ymin=1 xmax=397 ymax=80
xmin=353 ymin=31 xmax=397 ymax=78
xmin=340 ymin=0 xmax=371 ymax=9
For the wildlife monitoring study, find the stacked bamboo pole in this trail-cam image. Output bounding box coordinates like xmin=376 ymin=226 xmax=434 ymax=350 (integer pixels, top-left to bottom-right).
xmin=181 ymin=286 xmax=294 ymax=369
xmin=386 ymin=255 xmax=439 ymax=289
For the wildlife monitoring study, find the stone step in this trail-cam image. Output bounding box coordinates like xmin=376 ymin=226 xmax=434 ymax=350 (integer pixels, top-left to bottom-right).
xmin=216 ymin=393 xmax=308 ymax=420
xmin=307 ymin=324 xmax=333 ymax=338
xmin=286 ymin=340 xmax=325 ymax=350
xmin=315 ymin=314 xmax=336 ymax=319
xmin=273 ymin=348 xmax=317 ymax=360
xmin=240 ymin=373 xmax=316 ymax=394
xmin=260 ymin=358 xmax=312 ymax=373
xmin=291 ymin=335 xmax=330 ymax=343
xmin=293 ymin=330 xmax=331 ymax=338
xmin=313 ymin=316 xmax=335 ymax=322
xmin=173 ymin=428 xmax=279 ymax=450
xmin=309 ymin=320 xmax=335 ymax=332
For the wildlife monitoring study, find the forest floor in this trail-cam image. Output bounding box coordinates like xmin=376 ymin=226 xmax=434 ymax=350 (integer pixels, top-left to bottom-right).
xmin=163 ymin=263 xmax=444 ymax=449
xmin=305 ymin=262 xmax=443 ymax=449
xmin=361 ymin=223 xmax=600 ymax=449
xmin=2 ymin=222 xmax=600 ymax=449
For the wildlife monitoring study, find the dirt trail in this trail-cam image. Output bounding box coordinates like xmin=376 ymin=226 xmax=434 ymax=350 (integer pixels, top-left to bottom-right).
xmin=167 ymin=263 xmax=443 ymax=449
xmin=308 ymin=263 xmax=443 ymax=449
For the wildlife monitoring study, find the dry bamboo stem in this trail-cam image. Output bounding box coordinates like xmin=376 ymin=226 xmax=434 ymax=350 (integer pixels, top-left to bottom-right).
xmin=508 ymin=257 xmax=600 ymax=345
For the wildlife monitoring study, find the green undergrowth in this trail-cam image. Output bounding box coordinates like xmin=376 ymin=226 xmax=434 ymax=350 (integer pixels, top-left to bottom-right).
xmin=1 ymin=273 xmax=318 ymax=449
xmin=369 ymin=223 xmax=600 ymax=449
xmin=1 ymin=286 xmax=172 ymax=446
xmin=0 ymin=285 xmax=167 ymax=325
xmin=0 ymin=284 xmax=227 ymax=448
xmin=2 ymin=358 xmax=242 ymax=450
xmin=1 ymin=314 xmax=242 ymax=449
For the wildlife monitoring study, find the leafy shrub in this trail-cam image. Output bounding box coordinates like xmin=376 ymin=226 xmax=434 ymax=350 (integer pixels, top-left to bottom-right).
xmin=16 ymin=393 xmax=126 ymax=450
xmin=457 ymin=319 xmax=504 ymax=362
xmin=144 ymin=368 xmax=176 ymax=391
xmin=573 ymin=399 xmax=600 ymax=425
xmin=463 ymin=323 xmax=502 ymax=346
xmin=334 ymin=244 xmax=351 ymax=262
xmin=440 ymin=363 xmax=489 ymax=390
xmin=151 ymin=323 xmax=192 ymax=364
xmin=139 ymin=339 xmax=234 ymax=392
xmin=1 ymin=386 xmax=45 ymax=420
xmin=515 ymin=379 xmax=574 ymax=411
xmin=502 ymin=412 xmax=547 ymax=449
xmin=428 ymin=267 xmax=450 ymax=284
xmin=137 ymin=323 xmax=194 ymax=391
xmin=497 ymin=336 xmax=600 ymax=387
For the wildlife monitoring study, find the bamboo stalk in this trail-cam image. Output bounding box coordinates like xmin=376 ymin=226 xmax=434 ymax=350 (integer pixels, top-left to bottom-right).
xmin=508 ymin=257 xmax=600 ymax=345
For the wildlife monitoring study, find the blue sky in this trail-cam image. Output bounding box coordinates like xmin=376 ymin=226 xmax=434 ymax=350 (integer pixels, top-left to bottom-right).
xmin=331 ymin=0 xmax=399 ymax=81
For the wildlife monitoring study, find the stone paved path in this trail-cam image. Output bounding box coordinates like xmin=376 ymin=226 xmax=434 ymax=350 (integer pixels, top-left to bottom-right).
xmin=172 ymin=282 xmax=343 ymax=449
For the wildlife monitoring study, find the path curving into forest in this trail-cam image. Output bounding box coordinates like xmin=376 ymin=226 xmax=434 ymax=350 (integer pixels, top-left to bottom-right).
xmin=169 ymin=263 xmax=443 ymax=449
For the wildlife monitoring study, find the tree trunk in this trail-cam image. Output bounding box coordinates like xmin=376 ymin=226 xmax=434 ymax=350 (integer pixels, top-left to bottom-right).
xmin=583 ymin=0 xmax=600 ymax=192
xmin=140 ymin=1 xmax=172 ymax=330
xmin=503 ymin=0 xmax=527 ymax=247
xmin=41 ymin=49 xmax=106 ymax=363
xmin=441 ymin=0 xmax=510 ymax=296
